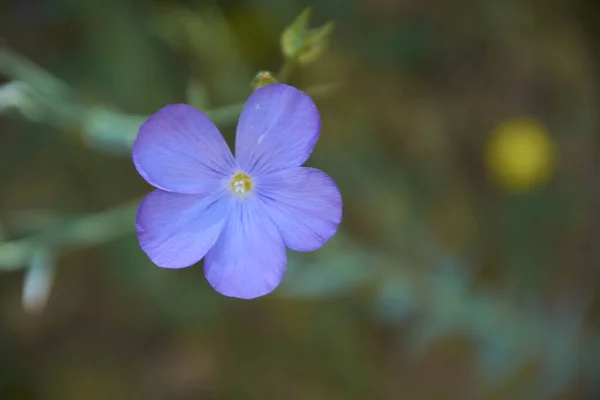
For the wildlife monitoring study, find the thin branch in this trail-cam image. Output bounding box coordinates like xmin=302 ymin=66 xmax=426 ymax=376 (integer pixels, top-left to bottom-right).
xmin=0 ymin=200 xmax=138 ymax=270
xmin=0 ymin=44 xmax=244 ymax=152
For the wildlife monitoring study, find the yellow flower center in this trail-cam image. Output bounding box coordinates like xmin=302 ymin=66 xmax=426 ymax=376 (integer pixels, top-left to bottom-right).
xmin=230 ymin=172 xmax=253 ymax=195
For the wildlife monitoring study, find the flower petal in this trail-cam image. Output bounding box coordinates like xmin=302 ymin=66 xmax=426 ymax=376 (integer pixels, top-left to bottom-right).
xmin=133 ymin=104 xmax=235 ymax=194
xmin=136 ymin=189 xmax=229 ymax=269
xmin=235 ymin=84 xmax=320 ymax=174
xmin=257 ymin=167 xmax=342 ymax=252
xmin=204 ymin=198 xmax=286 ymax=299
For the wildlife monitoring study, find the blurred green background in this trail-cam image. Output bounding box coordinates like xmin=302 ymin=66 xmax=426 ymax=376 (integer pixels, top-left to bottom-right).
xmin=1 ymin=0 xmax=600 ymax=399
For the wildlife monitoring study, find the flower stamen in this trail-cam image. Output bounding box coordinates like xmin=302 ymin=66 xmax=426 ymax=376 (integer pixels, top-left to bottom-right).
xmin=230 ymin=172 xmax=253 ymax=195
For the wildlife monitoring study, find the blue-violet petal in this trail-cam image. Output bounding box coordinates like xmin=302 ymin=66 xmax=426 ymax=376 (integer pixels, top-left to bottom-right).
xmin=257 ymin=167 xmax=342 ymax=252
xmin=133 ymin=104 xmax=235 ymax=194
xmin=235 ymin=84 xmax=320 ymax=175
xmin=136 ymin=189 xmax=229 ymax=268
xmin=204 ymin=197 xmax=286 ymax=299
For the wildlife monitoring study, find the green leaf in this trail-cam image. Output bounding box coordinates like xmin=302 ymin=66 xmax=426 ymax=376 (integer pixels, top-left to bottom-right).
xmin=280 ymin=7 xmax=312 ymax=60
xmin=297 ymin=21 xmax=335 ymax=65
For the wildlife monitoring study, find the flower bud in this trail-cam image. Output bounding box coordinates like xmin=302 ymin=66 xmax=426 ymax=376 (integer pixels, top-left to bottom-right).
xmin=280 ymin=8 xmax=335 ymax=65
xmin=251 ymin=71 xmax=278 ymax=90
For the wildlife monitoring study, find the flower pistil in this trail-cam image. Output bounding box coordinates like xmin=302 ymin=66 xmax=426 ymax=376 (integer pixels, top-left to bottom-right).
xmin=230 ymin=172 xmax=253 ymax=195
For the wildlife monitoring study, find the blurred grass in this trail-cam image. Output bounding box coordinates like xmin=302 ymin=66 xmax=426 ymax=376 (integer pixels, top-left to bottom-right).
xmin=1 ymin=0 xmax=600 ymax=399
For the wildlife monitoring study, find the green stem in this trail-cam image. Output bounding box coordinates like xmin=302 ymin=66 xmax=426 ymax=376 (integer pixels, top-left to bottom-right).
xmin=0 ymin=45 xmax=84 ymax=125
xmin=0 ymin=45 xmax=74 ymax=99
xmin=82 ymin=102 xmax=244 ymax=151
xmin=0 ymin=200 xmax=139 ymax=270
xmin=1 ymin=45 xmax=245 ymax=152
xmin=206 ymin=102 xmax=245 ymax=126
xmin=277 ymin=59 xmax=296 ymax=83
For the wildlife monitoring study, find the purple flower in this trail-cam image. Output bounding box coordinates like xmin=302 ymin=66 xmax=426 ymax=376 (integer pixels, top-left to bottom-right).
xmin=132 ymin=84 xmax=342 ymax=299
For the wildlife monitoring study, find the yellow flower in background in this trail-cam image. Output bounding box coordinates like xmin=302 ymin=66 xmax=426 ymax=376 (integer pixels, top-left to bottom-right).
xmin=485 ymin=118 xmax=555 ymax=191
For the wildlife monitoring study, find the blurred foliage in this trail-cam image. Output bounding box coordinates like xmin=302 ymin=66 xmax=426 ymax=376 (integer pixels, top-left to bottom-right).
xmin=1 ymin=0 xmax=600 ymax=399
